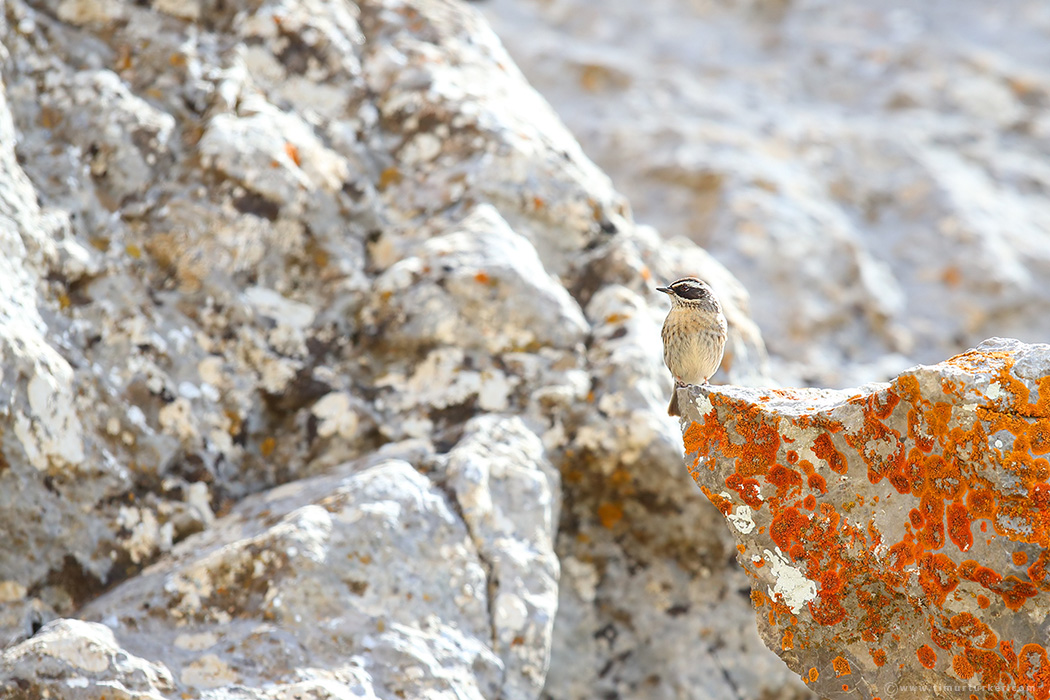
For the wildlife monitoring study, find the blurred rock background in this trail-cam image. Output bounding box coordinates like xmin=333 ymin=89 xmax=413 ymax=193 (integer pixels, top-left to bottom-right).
xmin=480 ymin=0 xmax=1050 ymax=388
xmin=0 ymin=0 xmax=1046 ymax=698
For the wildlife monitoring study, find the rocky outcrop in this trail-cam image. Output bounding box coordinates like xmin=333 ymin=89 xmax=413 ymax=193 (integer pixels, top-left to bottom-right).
xmin=480 ymin=0 xmax=1050 ymax=387
xmin=680 ymin=338 xmax=1050 ymax=699
xmin=0 ymin=0 xmax=791 ymax=698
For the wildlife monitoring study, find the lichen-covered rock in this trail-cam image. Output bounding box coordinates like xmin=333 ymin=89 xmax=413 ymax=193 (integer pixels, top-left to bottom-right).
xmin=75 ymin=451 xmax=508 ymax=698
xmin=0 ymin=619 xmax=175 ymax=699
xmin=680 ymin=338 xmax=1050 ymax=699
xmin=0 ymin=0 xmax=787 ymax=697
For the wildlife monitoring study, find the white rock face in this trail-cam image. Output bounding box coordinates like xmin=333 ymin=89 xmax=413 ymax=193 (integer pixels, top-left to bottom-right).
xmin=480 ymin=0 xmax=1050 ymax=388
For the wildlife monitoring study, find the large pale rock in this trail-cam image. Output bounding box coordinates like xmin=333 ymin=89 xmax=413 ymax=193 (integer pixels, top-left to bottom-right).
xmin=75 ymin=451 xmax=510 ymax=698
xmin=480 ymin=0 xmax=1050 ymax=386
xmin=0 ymin=619 xmax=175 ymax=699
xmin=680 ymin=338 xmax=1050 ymax=699
xmin=0 ymin=0 xmax=781 ymax=697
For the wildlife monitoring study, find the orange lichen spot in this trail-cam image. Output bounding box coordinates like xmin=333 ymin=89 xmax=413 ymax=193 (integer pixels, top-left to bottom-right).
xmin=820 ymin=570 xmax=842 ymax=595
xmin=919 ymin=553 xmax=959 ymax=607
xmin=949 ymin=612 xmax=997 ymax=649
xmin=808 ymin=667 xmax=819 ymax=683
xmin=1017 ymin=643 xmax=1050 ymax=688
xmin=841 ymin=684 xmax=849 ymax=692
xmin=378 ymin=166 xmax=402 ymax=190
xmin=770 ymin=508 xmax=805 ymax=550
xmin=870 ymin=647 xmax=887 ymax=667
xmin=700 ymin=486 xmax=732 ymax=516
xmin=917 ymin=644 xmax=937 ymax=668
xmin=260 ymin=436 xmax=276 ymax=457
xmin=999 ymin=576 xmax=1037 ymax=611
xmin=971 ymin=564 xmax=1003 ymax=590
xmin=789 ymin=543 xmax=807 ymax=560
xmin=813 ymin=433 xmax=848 ymax=474
xmin=474 ymin=271 xmax=492 ymax=285
xmin=767 ymin=465 xmax=803 ymax=494
xmin=786 ymin=450 xmax=799 ymax=464
xmin=781 ymin=629 xmax=793 ymax=650
xmin=977 ymin=595 xmax=991 ymax=609
xmin=803 ymin=494 xmax=816 ymax=510
xmin=909 ymin=508 xmax=924 ymax=529
xmin=1013 ymin=551 xmax=1029 ymax=566
xmin=284 ymin=142 xmax=302 ymax=167
xmin=947 ymin=503 xmax=973 ymax=552
xmin=725 ymin=473 xmax=763 ymax=508
xmin=941 ymin=265 xmax=962 ymax=287
xmin=807 ymin=473 xmax=827 ymax=494
xmin=597 ymin=502 xmax=623 ymax=529
xmin=1031 ymin=419 xmax=1050 ymax=454
xmin=832 ymin=656 xmax=851 ymax=676
xmin=965 ymin=647 xmax=1006 ymax=685
xmin=1028 ymin=552 xmax=1048 ymax=583
xmin=918 ymin=493 xmax=946 ymax=550
xmin=1031 ymin=482 xmax=1050 ymax=515
xmin=953 ymin=653 xmax=975 ymax=679
xmin=966 ymin=488 xmax=996 ymax=520
xmin=639 ymin=266 xmax=652 ymax=282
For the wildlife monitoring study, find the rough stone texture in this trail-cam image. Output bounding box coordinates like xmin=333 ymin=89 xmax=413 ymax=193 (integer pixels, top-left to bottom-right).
xmin=0 ymin=0 xmax=789 ymax=698
xmin=0 ymin=619 xmax=175 ymax=700
xmin=681 ymin=338 xmax=1050 ymax=699
xmin=480 ymin=0 xmax=1050 ymax=387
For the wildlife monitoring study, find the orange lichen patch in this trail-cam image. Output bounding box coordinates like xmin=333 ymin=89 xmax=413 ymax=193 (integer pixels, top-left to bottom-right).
xmin=998 ymin=577 xmax=1037 ymax=611
xmin=977 ymin=595 xmax=990 ymax=609
xmin=918 ymin=553 xmax=959 ymax=607
xmin=965 ymin=647 xmax=1006 ymax=686
xmin=917 ymin=493 xmax=945 ymax=550
xmin=812 ymin=433 xmax=848 ymax=475
xmin=832 ymin=656 xmax=851 ymax=676
xmin=807 ymin=473 xmax=827 ymax=494
xmin=725 ymin=473 xmax=763 ymax=509
xmin=770 ymin=508 xmax=805 ymax=551
xmin=870 ymin=648 xmax=887 ymax=667
xmin=596 ymin=502 xmax=623 ymax=529
xmin=1017 ymin=644 xmax=1050 ymax=695
xmin=1028 ymin=551 xmax=1048 ymax=584
xmin=966 ymin=488 xmax=996 ymax=520
xmin=808 ymin=667 xmax=819 ymax=683
xmin=947 ymin=503 xmax=974 ymax=552
xmin=917 ymin=644 xmax=937 ymax=668
xmin=700 ymin=486 xmax=733 ymax=516
xmin=1031 ymin=419 xmax=1050 ymax=454
xmin=953 ymin=653 xmax=975 ymax=679
xmin=766 ymin=465 xmax=804 ymax=497
xmin=803 ymin=494 xmax=816 ymax=511
xmin=781 ymin=629 xmax=794 ymax=650
xmin=908 ymin=508 xmax=924 ymax=529
xmin=474 ymin=271 xmax=492 ymax=285
xmin=949 ymin=612 xmax=998 ymax=650
xmin=284 ymin=141 xmax=301 ymax=167
xmin=786 ymin=450 xmax=799 ymax=464
xmin=1013 ymin=551 xmax=1029 ymax=566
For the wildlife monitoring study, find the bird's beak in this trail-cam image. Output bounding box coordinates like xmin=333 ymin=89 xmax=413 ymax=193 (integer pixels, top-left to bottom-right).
xmin=656 ymin=286 xmax=672 ymax=294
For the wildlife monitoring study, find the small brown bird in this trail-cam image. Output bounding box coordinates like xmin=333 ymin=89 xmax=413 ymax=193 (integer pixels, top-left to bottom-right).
xmin=657 ymin=277 xmax=727 ymax=417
